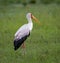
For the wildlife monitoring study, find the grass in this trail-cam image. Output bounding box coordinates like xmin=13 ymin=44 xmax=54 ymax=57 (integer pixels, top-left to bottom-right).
xmin=0 ymin=4 xmax=60 ymax=63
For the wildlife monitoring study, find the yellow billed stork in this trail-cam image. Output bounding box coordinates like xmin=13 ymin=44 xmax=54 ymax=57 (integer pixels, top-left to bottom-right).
xmin=14 ymin=13 xmax=40 ymax=51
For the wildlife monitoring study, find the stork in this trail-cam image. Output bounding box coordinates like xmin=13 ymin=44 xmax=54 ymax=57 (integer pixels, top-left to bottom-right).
xmin=14 ymin=13 xmax=40 ymax=51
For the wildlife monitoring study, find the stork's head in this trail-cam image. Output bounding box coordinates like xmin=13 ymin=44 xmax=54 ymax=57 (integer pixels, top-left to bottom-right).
xmin=26 ymin=13 xmax=31 ymax=19
xmin=26 ymin=13 xmax=40 ymax=24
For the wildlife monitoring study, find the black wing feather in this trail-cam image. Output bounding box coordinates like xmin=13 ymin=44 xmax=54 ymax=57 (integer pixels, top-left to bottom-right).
xmin=14 ymin=32 xmax=30 ymax=50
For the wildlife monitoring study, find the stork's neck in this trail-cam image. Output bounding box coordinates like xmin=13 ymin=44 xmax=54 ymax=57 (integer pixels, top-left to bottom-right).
xmin=27 ymin=18 xmax=33 ymax=31
xmin=27 ymin=17 xmax=32 ymax=23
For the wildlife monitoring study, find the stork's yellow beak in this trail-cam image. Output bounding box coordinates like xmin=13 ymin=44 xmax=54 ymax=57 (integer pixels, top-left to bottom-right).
xmin=31 ymin=14 xmax=40 ymax=24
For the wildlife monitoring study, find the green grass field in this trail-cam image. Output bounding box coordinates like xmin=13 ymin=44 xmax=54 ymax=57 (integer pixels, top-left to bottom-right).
xmin=0 ymin=4 xmax=60 ymax=63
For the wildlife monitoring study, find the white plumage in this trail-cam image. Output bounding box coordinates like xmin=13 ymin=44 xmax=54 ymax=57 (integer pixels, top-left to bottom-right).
xmin=14 ymin=24 xmax=30 ymax=40
xmin=14 ymin=13 xmax=33 ymax=40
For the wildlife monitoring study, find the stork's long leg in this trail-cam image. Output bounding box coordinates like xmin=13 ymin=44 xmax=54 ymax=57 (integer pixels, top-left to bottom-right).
xmin=21 ymin=42 xmax=26 ymax=55
xmin=22 ymin=42 xmax=25 ymax=48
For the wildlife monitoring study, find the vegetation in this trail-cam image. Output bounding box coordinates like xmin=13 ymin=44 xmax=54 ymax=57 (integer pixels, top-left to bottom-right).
xmin=0 ymin=4 xmax=60 ymax=63
xmin=41 ymin=0 xmax=54 ymax=4
xmin=0 ymin=0 xmax=60 ymax=5
xmin=29 ymin=0 xmax=36 ymax=4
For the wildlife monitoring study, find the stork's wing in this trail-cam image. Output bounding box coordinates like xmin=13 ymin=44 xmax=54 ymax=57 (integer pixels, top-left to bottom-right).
xmin=14 ymin=24 xmax=30 ymax=50
xmin=14 ymin=24 xmax=30 ymax=40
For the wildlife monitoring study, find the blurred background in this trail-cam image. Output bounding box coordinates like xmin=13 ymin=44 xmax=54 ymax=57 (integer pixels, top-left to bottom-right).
xmin=0 ymin=0 xmax=60 ymax=5
xmin=0 ymin=0 xmax=60 ymax=63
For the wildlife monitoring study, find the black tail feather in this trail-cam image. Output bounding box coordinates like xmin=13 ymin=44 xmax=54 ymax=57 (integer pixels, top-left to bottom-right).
xmin=14 ymin=34 xmax=30 ymax=50
xmin=14 ymin=39 xmax=24 ymax=50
